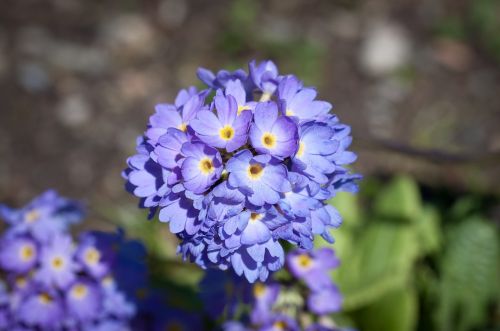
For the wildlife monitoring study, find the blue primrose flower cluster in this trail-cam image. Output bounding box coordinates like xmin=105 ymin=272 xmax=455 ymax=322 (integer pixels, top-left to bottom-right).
xmin=214 ymin=248 xmax=346 ymax=331
xmin=0 ymin=191 xmax=142 ymax=330
xmin=124 ymin=60 xmax=360 ymax=282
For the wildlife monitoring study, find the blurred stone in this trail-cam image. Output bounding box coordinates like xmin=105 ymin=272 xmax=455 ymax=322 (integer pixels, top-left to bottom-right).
xmin=100 ymin=15 xmax=156 ymax=58
xmin=0 ymin=30 xmax=7 ymax=78
xmin=360 ymin=22 xmax=411 ymax=76
xmin=57 ymin=94 xmax=91 ymax=127
xmin=17 ymin=62 xmax=51 ymax=92
xmin=50 ymin=0 xmax=82 ymax=13
xmin=16 ymin=26 xmax=52 ymax=57
xmin=67 ymin=152 xmax=94 ymax=188
xmin=159 ymin=0 xmax=188 ymax=28
xmin=432 ymin=38 xmax=473 ymax=72
xmin=329 ymin=11 xmax=359 ymax=41
xmin=117 ymin=69 xmax=154 ymax=102
xmin=47 ymin=42 xmax=109 ymax=75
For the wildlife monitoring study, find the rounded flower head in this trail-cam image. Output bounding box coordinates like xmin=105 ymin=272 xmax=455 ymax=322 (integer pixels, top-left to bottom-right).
xmin=124 ymin=59 xmax=359 ymax=282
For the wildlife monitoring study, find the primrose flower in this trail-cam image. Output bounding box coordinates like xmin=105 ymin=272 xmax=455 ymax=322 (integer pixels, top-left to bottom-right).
xmin=287 ymin=248 xmax=340 ymax=291
xmin=0 ymin=190 xmax=84 ymax=242
xmin=191 ymin=94 xmax=252 ymax=152
xmin=124 ymin=60 xmax=359 ymax=282
xmin=17 ymin=289 xmax=64 ymax=329
xmin=0 ymin=192 xmax=141 ymax=329
xmin=249 ymin=101 xmax=298 ymax=159
xmin=277 ymin=75 xmax=332 ymax=120
xmin=226 ymin=151 xmax=291 ymax=207
xmin=180 ymin=142 xmax=223 ymax=193
xmin=36 ymin=234 xmax=78 ymax=289
xmin=66 ymin=279 xmax=102 ymax=321
xmin=0 ymin=237 xmax=38 ymax=274
xmin=219 ymin=248 xmax=345 ymax=330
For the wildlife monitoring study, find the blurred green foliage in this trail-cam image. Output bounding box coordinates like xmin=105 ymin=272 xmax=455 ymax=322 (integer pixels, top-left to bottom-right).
xmin=105 ymin=175 xmax=498 ymax=331
xmin=322 ymin=175 xmax=499 ymax=331
xmin=434 ymin=0 xmax=500 ymax=62
xmin=218 ymin=0 xmax=326 ymax=85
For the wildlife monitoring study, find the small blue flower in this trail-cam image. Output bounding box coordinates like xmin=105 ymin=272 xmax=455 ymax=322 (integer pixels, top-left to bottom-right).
xmin=17 ymin=289 xmax=64 ymax=329
xmin=0 ymin=237 xmax=37 ymax=274
xmin=249 ymin=60 xmax=279 ymax=100
xmin=66 ymin=279 xmax=102 ymax=321
xmin=287 ymin=248 xmax=340 ymax=292
xmin=278 ymin=75 xmax=332 ymax=120
xmin=249 ymin=101 xmax=298 ymax=159
xmin=0 ymin=190 xmax=84 ymax=243
xmin=159 ymin=191 xmax=202 ymax=235
xmin=307 ymin=285 xmax=342 ymax=315
xmin=36 ymin=234 xmax=78 ymax=289
xmin=225 ymin=79 xmax=257 ymax=114
xmin=197 ymin=66 xmax=248 ymax=89
xmin=227 ymin=150 xmax=291 ymax=207
xmin=191 ymin=94 xmax=252 ymax=152
xmin=146 ymin=93 xmax=206 ymax=143
xmin=180 ymin=142 xmax=223 ymax=194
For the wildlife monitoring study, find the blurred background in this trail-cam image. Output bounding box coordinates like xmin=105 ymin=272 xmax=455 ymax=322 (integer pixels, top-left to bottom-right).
xmin=0 ymin=0 xmax=498 ymax=330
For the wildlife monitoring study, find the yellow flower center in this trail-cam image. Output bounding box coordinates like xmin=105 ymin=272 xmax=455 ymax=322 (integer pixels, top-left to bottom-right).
xmin=38 ymin=293 xmax=53 ymax=305
xmin=25 ymin=210 xmax=40 ymax=223
xmin=178 ymin=123 xmax=187 ymax=132
xmin=19 ymin=245 xmax=35 ymax=261
xmin=273 ymin=321 xmax=288 ymax=330
xmin=253 ymin=282 xmax=266 ymax=298
xmin=219 ymin=125 xmax=235 ymax=141
xmin=102 ymin=275 xmax=114 ymax=287
xmin=51 ymin=256 xmax=64 ymax=270
xmin=71 ymin=284 xmax=88 ymax=299
xmin=250 ymin=213 xmax=263 ymax=221
xmin=296 ymin=142 xmax=305 ymax=158
xmin=247 ymin=163 xmax=264 ymax=180
xmin=237 ymin=105 xmax=251 ymax=115
xmin=261 ymin=132 xmax=276 ymax=148
xmin=285 ymin=108 xmax=294 ymax=116
xmin=198 ymin=158 xmax=215 ymax=175
xmin=16 ymin=277 xmax=27 ymax=288
xmin=84 ymin=247 xmax=100 ymax=265
xmin=260 ymin=92 xmax=272 ymax=102
xmin=296 ymin=253 xmax=312 ymax=268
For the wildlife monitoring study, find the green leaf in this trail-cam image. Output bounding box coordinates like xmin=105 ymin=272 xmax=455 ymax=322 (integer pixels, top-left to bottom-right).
xmin=435 ymin=217 xmax=499 ymax=331
xmin=373 ymin=176 xmax=422 ymax=222
xmin=414 ymin=205 xmax=442 ymax=256
xmin=333 ymin=222 xmax=420 ymax=310
xmin=355 ymin=286 xmax=418 ymax=331
xmin=328 ymin=192 xmax=362 ymax=228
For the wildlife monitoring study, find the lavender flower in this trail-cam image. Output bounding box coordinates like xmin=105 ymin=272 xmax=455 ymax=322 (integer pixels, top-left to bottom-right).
xmin=124 ymin=60 xmax=359 ymax=282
